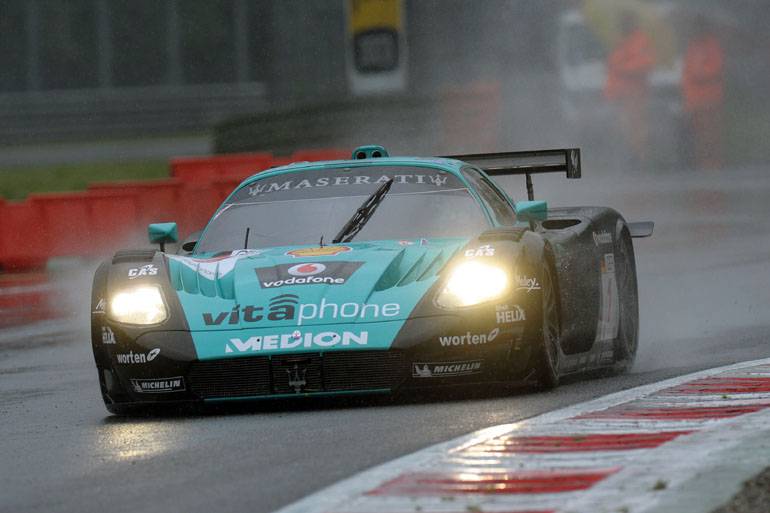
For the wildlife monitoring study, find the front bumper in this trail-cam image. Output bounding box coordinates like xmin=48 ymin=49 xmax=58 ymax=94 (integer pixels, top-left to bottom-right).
xmin=96 ymin=314 xmax=535 ymax=408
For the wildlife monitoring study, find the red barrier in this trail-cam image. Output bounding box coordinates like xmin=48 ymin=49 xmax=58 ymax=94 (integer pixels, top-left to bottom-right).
xmin=0 ymin=147 xmax=352 ymax=271
xmin=28 ymin=192 xmax=91 ymax=255
xmin=29 ymin=190 xmax=141 ymax=256
xmin=175 ymin=182 xmax=224 ymax=236
xmin=88 ymin=190 xmax=142 ymax=251
xmin=213 ymin=178 xmax=245 ymax=203
xmin=171 ymin=149 xmax=350 ymax=184
xmin=170 ymin=152 xmax=273 ymax=184
xmin=89 ymin=179 xmax=222 ymax=241
xmin=0 ymin=199 xmax=48 ymax=271
xmin=88 ymin=178 xmax=183 ymax=227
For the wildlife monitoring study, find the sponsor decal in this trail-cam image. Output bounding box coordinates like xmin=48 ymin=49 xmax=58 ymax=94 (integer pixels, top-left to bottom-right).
xmin=397 ymin=240 xmax=415 ymax=246
xmin=413 ymin=360 xmax=483 ymax=378
xmin=255 ymin=261 xmax=363 ymax=289
xmin=130 ymin=377 xmax=185 ymax=393
xmin=297 ymin=299 xmax=399 ymax=326
xmin=202 ymin=296 xmax=399 ymax=327
xmin=514 ymin=275 xmax=540 ymax=293
xmin=289 ymin=263 xmax=326 ymax=276
xmin=439 ymin=328 xmax=499 ymax=347
xmin=464 ymin=244 xmax=495 ymax=257
xmin=167 ymin=249 xmax=263 ymax=279
xmin=602 ymin=253 xmax=615 ymax=274
xmin=115 ymin=348 xmax=160 ymax=365
xmin=593 ymin=231 xmax=612 ymax=246
xmin=128 ymin=264 xmax=158 ymax=279
xmin=101 ymin=326 xmax=116 ymax=345
xmin=597 ymin=253 xmax=619 ymax=340
xmin=226 ymin=331 xmax=368 ymax=353
xmin=496 ymin=304 xmax=526 ymax=324
xmin=203 ymin=295 xmax=298 ymax=326
xmin=286 ymin=246 xmax=352 ymax=258
xmin=286 ymin=364 xmax=307 ymax=393
xmin=93 ymin=298 xmax=106 ymax=315
xmin=247 ymin=174 xmax=449 ymax=197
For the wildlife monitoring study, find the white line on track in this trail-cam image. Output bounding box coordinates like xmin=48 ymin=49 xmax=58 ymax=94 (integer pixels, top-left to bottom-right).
xmin=274 ymin=358 xmax=770 ymax=513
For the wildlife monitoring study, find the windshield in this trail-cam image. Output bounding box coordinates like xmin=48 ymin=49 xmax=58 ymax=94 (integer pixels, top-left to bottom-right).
xmin=195 ymin=165 xmax=490 ymax=253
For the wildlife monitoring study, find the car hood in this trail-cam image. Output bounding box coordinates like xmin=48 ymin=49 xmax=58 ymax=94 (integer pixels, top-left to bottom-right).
xmin=166 ymin=239 xmax=468 ymax=332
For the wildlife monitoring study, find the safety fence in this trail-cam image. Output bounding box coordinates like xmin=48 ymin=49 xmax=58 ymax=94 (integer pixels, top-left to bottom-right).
xmin=0 ymin=148 xmax=350 ymax=271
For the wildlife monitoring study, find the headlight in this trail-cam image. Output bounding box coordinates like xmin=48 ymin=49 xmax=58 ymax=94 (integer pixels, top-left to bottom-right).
xmin=436 ymin=261 xmax=509 ymax=308
xmin=109 ymin=286 xmax=168 ymax=325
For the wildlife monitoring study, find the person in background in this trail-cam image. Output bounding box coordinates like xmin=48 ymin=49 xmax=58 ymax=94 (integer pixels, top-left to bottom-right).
xmin=681 ymin=17 xmax=725 ymax=171
xmin=604 ymin=11 xmax=656 ymax=168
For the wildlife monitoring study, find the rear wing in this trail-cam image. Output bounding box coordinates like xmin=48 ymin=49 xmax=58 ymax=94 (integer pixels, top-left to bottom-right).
xmin=443 ymin=148 xmax=581 ymax=201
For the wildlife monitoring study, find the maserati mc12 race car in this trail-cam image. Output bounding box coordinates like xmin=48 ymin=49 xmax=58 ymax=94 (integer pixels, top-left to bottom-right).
xmin=90 ymin=146 xmax=653 ymax=413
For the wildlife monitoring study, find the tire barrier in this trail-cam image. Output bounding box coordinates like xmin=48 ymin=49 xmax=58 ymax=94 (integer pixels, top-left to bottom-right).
xmin=0 ymin=148 xmax=350 ymax=271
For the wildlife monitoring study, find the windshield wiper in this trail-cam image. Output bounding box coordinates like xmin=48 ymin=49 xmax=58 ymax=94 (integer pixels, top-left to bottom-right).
xmin=332 ymin=179 xmax=393 ymax=244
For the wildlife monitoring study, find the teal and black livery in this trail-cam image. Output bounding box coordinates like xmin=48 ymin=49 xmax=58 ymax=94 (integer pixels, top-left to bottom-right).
xmin=90 ymin=146 xmax=652 ymax=414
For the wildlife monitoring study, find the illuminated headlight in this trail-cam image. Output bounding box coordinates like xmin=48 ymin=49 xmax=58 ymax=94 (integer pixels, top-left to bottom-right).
xmin=436 ymin=262 xmax=509 ymax=308
xmin=109 ymin=286 xmax=167 ymax=325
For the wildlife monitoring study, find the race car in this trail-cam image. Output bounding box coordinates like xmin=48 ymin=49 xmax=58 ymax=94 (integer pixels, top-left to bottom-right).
xmin=90 ymin=145 xmax=653 ymax=413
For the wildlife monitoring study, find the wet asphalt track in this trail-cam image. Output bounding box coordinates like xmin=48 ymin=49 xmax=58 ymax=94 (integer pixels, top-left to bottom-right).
xmin=2 ymin=164 xmax=769 ymax=513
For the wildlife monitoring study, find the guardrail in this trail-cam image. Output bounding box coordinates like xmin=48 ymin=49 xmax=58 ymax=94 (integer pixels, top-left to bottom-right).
xmin=0 ymin=84 xmax=269 ymax=144
xmin=0 ymin=148 xmax=350 ymax=271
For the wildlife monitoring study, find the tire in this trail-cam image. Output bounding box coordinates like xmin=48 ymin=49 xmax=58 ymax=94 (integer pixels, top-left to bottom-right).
xmin=613 ymin=229 xmax=639 ymax=373
xmin=536 ymin=260 xmax=561 ymax=389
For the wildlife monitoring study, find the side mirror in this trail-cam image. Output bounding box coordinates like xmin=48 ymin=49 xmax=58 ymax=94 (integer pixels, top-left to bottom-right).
xmin=516 ymin=200 xmax=548 ymax=222
xmin=148 ymin=222 xmax=178 ymax=252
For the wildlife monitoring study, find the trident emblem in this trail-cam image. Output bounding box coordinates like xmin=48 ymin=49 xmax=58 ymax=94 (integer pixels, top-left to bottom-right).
xmin=286 ymin=363 xmax=307 ymax=393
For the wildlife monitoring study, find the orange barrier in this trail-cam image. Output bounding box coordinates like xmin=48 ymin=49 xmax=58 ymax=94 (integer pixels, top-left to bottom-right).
xmin=0 ymin=148 xmax=351 ymax=271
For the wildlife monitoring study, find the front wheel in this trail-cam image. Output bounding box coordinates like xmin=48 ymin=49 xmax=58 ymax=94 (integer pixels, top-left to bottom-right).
xmin=535 ymin=261 xmax=561 ymax=389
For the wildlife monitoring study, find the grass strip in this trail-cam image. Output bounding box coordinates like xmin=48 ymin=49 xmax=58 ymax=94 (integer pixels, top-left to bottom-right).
xmin=0 ymin=160 xmax=169 ymax=200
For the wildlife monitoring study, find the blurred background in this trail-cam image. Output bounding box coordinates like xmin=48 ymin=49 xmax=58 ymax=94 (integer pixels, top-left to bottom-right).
xmin=1 ymin=0 xmax=769 ymax=174
xmin=1 ymin=0 xmax=769 ymax=284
